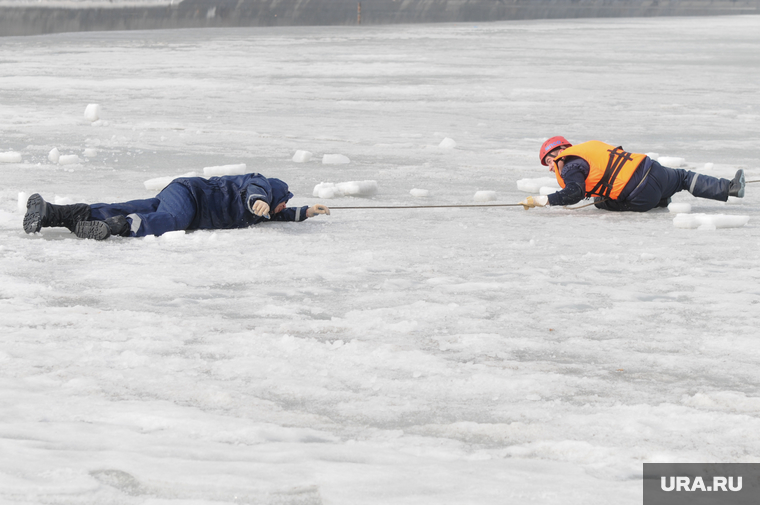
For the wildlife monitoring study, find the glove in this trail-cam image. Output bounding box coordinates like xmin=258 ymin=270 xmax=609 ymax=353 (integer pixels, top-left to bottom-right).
xmin=520 ymin=195 xmax=549 ymax=210
xmin=306 ymin=204 xmax=331 ymax=218
xmin=251 ymin=200 xmax=270 ymax=217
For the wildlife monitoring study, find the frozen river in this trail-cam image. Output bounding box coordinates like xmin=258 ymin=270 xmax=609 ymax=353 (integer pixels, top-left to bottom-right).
xmin=1 ymin=15 xmax=759 ymax=504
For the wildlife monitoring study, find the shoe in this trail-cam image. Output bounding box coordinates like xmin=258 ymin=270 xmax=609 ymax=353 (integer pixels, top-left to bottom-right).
xmin=657 ymin=197 xmax=672 ymax=208
xmin=74 ymin=220 xmax=111 ymax=240
xmin=104 ymin=215 xmax=130 ymax=237
xmin=23 ymin=193 xmax=47 ymax=234
xmin=728 ymin=169 xmax=745 ymax=198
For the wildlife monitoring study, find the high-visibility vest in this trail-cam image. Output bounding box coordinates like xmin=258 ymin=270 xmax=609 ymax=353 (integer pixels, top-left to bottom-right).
xmin=554 ymin=141 xmax=647 ymax=200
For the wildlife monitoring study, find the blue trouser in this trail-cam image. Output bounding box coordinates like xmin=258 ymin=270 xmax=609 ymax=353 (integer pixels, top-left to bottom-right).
xmin=596 ymin=161 xmax=729 ymax=212
xmin=90 ymin=183 xmax=196 ymax=237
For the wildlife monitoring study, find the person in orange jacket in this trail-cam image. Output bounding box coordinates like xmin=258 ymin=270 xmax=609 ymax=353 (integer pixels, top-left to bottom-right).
xmin=521 ymin=136 xmax=745 ymax=211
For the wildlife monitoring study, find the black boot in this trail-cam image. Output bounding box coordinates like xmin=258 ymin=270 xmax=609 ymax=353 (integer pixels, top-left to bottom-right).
xmin=105 ymin=215 xmax=130 ymax=237
xmin=23 ymin=193 xmax=92 ymax=234
xmin=73 ymin=216 xmax=130 ymax=241
xmin=74 ymin=220 xmax=111 ymax=240
xmin=657 ymin=197 xmax=671 ymax=208
xmin=728 ymin=169 xmax=745 ymax=198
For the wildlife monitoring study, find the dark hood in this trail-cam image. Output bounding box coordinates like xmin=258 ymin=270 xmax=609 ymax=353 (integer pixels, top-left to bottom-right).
xmin=267 ymin=178 xmax=294 ymax=210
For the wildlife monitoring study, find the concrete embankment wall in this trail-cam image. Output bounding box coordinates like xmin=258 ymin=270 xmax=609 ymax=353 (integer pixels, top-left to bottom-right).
xmin=1 ymin=0 xmax=759 ymax=36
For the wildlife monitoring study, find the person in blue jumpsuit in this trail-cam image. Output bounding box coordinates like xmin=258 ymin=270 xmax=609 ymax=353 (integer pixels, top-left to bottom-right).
xmin=23 ymin=173 xmax=330 ymax=240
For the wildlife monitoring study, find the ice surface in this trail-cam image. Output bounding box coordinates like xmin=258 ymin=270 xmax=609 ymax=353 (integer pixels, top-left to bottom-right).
xmin=48 ymin=147 xmax=60 ymax=163
xmin=313 ymin=180 xmax=378 ymax=198
xmin=516 ymin=177 xmax=561 ymax=193
xmin=83 ymin=148 xmax=98 ymax=157
xmin=57 ymin=154 xmax=81 ymax=165
xmin=473 ymin=190 xmax=497 ymax=202
xmin=668 ymin=202 xmax=692 ymax=213
xmin=144 ymin=171 xmax=199 ymax=191
xmin=410 ymin=188 xmax=430 ymax=197
xmin=539 ymin=186 xmax=558 ymax=196
xmin=322 ymin=154 xmax=350 ymax=164
xmin=1 ymin=16 xmax=760 ymax=505
xmin=672 ymin=213 xmax=750 ymax=229
xmin=292 ymin=150 xmax=313 ymax=163
xmin=658 ymin=156 xmax=686 ymax=167
xmin=0 ymin=151 xmax=22 ymax=163
xmin=439 ymin=137 xmax=457 ymax=149
xmin=84 ymin=103 xmax=101 ymax=122
xmin=202 ymin=163 xmax=247 ymax=177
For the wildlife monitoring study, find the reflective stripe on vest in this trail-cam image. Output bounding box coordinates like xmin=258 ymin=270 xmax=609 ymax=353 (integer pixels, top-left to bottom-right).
xmin=554 ymin=141 xmax=646 ymax=200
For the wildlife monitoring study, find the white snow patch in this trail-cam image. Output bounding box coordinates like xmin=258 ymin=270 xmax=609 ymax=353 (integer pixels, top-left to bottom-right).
xmin=0 ymin=151 xmax=22 ymax=163
xmin=312 ymin=181 xmax=378 ymax=198
xmin=704 ymin=163 xmax=714 ymax=170
xmin=292 ymin=150 xmax=313 ymax=163
xmin=144 ymin=171 xmax=199 ymax=191
xmin=322 ymin=154 xmax=351 ymax=164
xmin=58 ymin=155 xmax=81 ymax=165
xmin=410 ymin=189 xmax=430 ymax=198
xmin=658 ymin=156 xmax=686 ymax=167
xmin=84 ymin=103 xmax=101 ymax=122
xmin=54 ymin=195 xmax=76 ymax=205
xmin=17 ymin=192 xmax=28 ymax=212
xmin=668 ymin=202 xmax=692 ymax=214
xmin=672 ymin=213 xmax=749 ymax=230
xmin=438 ymin=137 xmax=457 ymax=149
xmin=203 ymin=164 xmax=247 ymax=177
xmin=48 ymin=148 xmax=60 ymax=163
xmin=645 ymin=152 xmax=659 ymax=161
xmin=473 ymin=191 xmax=497 ymax=202
xmin=83 ymin=148 xmax=98 ymax=158
xmin=517 ymin=177 xmax=561 ymax=193
xmin=539 ymin=187 xmax=558 ymax=196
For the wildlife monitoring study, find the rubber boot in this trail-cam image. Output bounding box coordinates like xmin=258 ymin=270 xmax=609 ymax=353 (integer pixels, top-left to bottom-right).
xmin=73 ymin=216 xmax=130 ymax=241
xmin=74 ymin=220 xmax=111 ymax=240
xmin=728 ymin=169 xmax=745 ymax=198
xmin=23 ymin=193 xmax=92 ymax=233
xmin=686 ymin=173 xmax=730 ymax=202
xmin=105 ymin=216 xmax=130 ymax=237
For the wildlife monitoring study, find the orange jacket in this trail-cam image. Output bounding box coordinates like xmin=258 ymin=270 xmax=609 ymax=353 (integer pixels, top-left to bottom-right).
xmin=554 ymin=141 xmax=646 ymax=200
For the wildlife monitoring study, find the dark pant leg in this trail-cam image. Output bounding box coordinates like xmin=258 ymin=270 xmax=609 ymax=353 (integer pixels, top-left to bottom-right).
xmin=127 ymin=183 xmax=196 ymax=237
xmin=90 ymin=198 xmax=160 ymax=221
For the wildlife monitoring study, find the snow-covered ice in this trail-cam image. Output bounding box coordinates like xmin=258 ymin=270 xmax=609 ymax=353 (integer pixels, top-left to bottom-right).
xmin=143 ymin=171 xmax=199 ymax=191
xmin=672 ymin=213 xmax=750 ymax=229
xmin=203 ymin=163 xmax=247 ymax=177
xmin=410 ymin=188 xmax=430 ymax=197
xmin=57 ymin=154 xmax=81 ymax=164
xmin=322 ymin=153 xmax=350 ymax=164
xmin=83 ymin=148 xmax=98 ymax=157
xmin=1 ymin=16 xmax=759 ymax=505
xmin=313 ymin=180 xmax=378 ymax=198
xmin=668 ymin=202 xmax=692 ymax=213
xmin=0 ymin=151 xmax=22 ymax=162
xmin=439 ymin=137 xmax=457 ymax=149
xmin=657 ymin=156 xmax=686 ymax=167
xmin=84 ymin=103 xmax=101 ymax=122
xmin=292 ymin=150 xmax=313 ymax=163
xmin=473 ymin=190 xmax=497 ymax=202
xmin=48 ymin=147 xmax=60 ymax=163
xmin=517 ymin=177 xmax=561 ymax=193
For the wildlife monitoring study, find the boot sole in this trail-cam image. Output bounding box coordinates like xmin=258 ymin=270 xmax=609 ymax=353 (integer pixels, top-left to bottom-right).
xmin=74 ymin=221 xmax=111 ymax=240
xmin=23 ymin=193 xmax=45 ymax=234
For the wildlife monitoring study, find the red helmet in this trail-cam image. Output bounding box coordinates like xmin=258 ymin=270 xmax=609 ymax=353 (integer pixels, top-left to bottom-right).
xmin=539 ymin=136 xmax=572 ymax=166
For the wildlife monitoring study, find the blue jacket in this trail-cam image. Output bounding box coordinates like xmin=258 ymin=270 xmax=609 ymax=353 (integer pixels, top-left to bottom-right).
xmin=170 ymin=173 xmax=309 ymax=230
